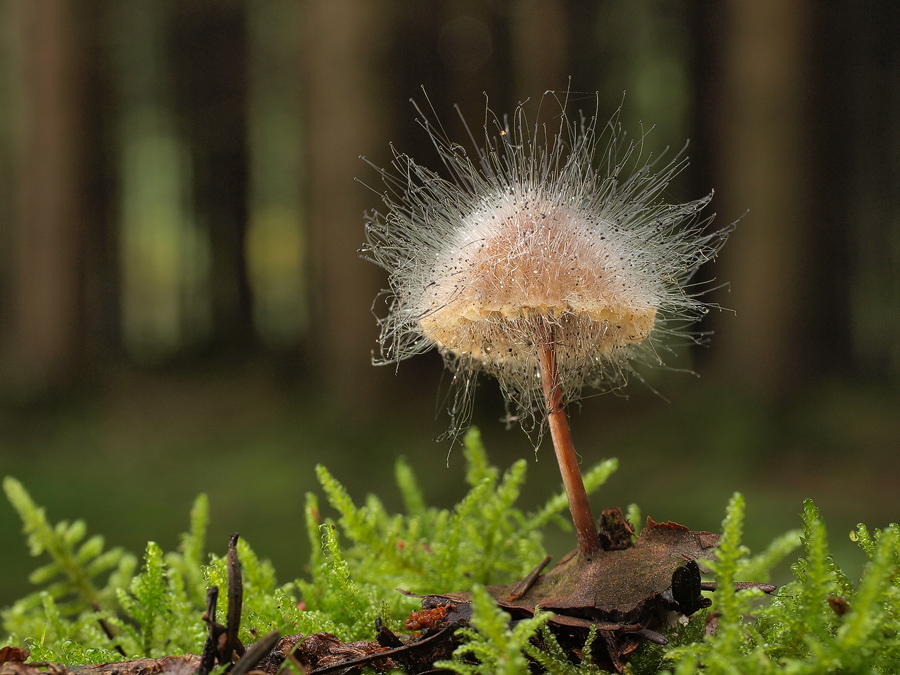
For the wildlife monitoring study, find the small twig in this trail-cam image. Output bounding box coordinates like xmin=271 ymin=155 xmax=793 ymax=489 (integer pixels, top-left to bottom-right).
xmin=305 ymin=622 xmax=461 ymax=675
xmin=536 ymin=322 xmax=602 ymax=557
xmin=229 ymin=631 xmax=280 ymax=675
xmin=283 ymin=650 xmax=307 ymax=675
xmin=506 ymin=555 xmax=552 ymax=602
xmin=224 ymin=533 xmax=246 ymax=663
xmin=198 ymin=586 xmax=223 ymax=675
xmin=700 ymin=581 xmax=777 ymax=594
xmin=91 ymin=602 xmax=126 ymax=657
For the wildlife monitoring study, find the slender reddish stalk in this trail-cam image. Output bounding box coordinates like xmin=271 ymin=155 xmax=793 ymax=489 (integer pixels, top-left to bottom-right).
xmin=537 ymin=324 xmax=602 ymax=558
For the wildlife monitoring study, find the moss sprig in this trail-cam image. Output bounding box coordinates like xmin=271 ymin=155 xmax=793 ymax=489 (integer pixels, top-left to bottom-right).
xmin=665 ymin=498 xmax=900 ymax=675
xmin=434 ymin=585 xmax=552 ymax=675
xmin=2 ymin=477 xmax=135 ymax=617
xmin=309 ymin=428 xmax=617 ymax=607
xmin=4 ymin=439 xmax=900 ymax=674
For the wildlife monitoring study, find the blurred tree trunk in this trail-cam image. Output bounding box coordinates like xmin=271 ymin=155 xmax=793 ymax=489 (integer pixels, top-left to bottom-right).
xmin=563 ymin=1 xmax=602 ymax=92
xmin=301 ymin=0 xmax=390 ymax=411
xmin=81 ymin=2 xmax=120 ymax=363
xmin=442 ymin=0 xmax=512 ymax=119
xmin=170 ymin=1 xmax=254 ymax=352
xmin=685 ymin=3 xmax=726 ymax=374
xmin=7 ymin=0 xmax=88 ymax=395
xmin=837 ymin=5 xmax=900 ymax=379
xmin=708 ymin=0 xmax=809 ymax=397
xmin=801 ymin=5 xmax=855 ymax=377
xmin=510 ymin=0 xmax=568 ymax=100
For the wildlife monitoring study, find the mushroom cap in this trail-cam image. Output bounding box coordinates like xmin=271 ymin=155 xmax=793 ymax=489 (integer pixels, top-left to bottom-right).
xmin=418 ymin=193 xmax=657 ymax=369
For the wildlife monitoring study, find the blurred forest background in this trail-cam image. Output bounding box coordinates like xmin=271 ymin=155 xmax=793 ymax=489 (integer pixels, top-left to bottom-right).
xmin=2 ymin=1 xmax=899 ymax=609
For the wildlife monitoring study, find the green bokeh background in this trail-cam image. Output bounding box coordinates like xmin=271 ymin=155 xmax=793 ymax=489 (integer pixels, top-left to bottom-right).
xmin=1 ymin=1 xmax=899 ymax=612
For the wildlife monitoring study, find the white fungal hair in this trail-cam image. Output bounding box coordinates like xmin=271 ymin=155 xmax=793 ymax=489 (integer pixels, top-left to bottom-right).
xmin=362 ymin=91 xmax=732 ymax=436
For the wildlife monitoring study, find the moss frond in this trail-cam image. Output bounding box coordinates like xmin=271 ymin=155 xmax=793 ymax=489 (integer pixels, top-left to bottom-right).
xmin=395 ymin=457 xmax=427 ymax=517
xmin=524 ymin=458 xmax=618 ymax=532
xmin=434 ymin=585 xmax=552 ymax=675
xmin=165 ymin=494 xmax=210 ymax=608
xmin=4 ymin=436 xmax=900 ymax=674
xmin=667 ymin=498 xmax=900 ymax=675
xmin=462 ymin=427 xmax=497 ymax=488
xmin=306 ymin=427 xmax=616 ymax=616
xmin=735 ymin=528 xmax=801 ymax=583
xmin=2 ymin=477 xmax=130 ymax=615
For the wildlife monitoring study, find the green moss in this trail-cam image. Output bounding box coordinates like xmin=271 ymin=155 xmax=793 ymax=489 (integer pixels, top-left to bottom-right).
xmin=435 ymin=585 xmax=552 ymax=675
xmin=3 ymin=430 xmax=900 ymax=674
xmin=663 ymin=496 xmax=900 ymax=675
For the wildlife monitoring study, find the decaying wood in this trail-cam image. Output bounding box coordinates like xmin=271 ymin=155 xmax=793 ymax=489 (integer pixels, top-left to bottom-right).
xmin=410 ymin=509 xmax=725 ymax=672
xmin=0 ymin=655 xmax=200 ymax=675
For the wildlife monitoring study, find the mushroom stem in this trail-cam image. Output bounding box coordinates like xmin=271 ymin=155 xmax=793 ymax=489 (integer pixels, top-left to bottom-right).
xmin=537 ymin=323 xmax=602 ymax=558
